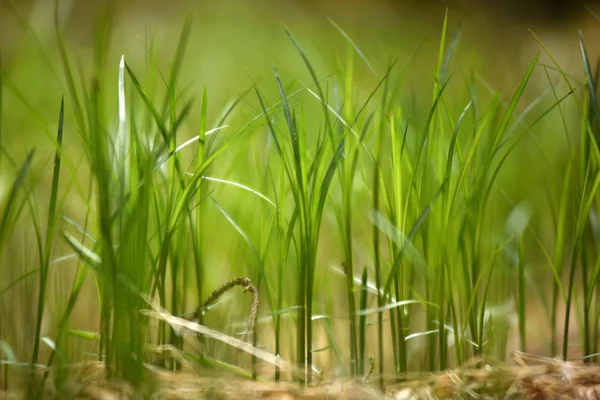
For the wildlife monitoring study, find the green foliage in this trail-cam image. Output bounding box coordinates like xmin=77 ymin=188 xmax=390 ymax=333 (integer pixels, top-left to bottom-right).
xmin=1 ymin=4 xmax=600 ymax=396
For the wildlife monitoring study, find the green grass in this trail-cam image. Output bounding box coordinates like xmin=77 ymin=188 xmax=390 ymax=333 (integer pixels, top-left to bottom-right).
xmin=1 ymin=2 xmax=600 ymax=397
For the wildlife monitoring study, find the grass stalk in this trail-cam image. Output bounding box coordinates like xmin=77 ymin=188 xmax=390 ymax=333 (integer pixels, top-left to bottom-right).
xmin=30 ymin=98 xmax=64 ymax=368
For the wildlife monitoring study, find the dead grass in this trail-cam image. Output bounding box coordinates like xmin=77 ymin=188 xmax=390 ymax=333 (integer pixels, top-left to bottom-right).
xmin=4 ymin=295 xmax=598 ymax=399
xmin=3 ymin=352 xmax=600 ymax=399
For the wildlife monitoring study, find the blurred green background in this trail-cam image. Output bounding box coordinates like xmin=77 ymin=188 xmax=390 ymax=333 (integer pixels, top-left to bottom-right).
xmin=2 ymin=0 xmax=600 ymax=388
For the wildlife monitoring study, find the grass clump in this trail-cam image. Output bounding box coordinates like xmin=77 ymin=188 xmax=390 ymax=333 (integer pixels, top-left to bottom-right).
xmin=1 ymin=3 xmax=600 ymax=399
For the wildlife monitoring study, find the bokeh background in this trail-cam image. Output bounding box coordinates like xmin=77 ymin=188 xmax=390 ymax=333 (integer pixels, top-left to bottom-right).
xmin=2 ymin=0 xmax=600 ymax=384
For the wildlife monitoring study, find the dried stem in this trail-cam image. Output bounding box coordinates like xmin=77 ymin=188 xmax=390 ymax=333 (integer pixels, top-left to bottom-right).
xmin=199 ymin=277 xmax=259 ymax=341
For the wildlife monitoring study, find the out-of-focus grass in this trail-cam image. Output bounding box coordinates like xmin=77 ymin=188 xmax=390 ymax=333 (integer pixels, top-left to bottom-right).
xmin=1 ymin=0 xmax=600 ymax=396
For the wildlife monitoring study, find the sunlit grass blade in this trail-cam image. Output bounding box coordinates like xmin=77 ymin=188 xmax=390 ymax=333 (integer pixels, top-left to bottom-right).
xmin=140 ymin=297 xmax=300 ymax=373
xmin=284 ymin=26 xmax=327 ymax=112
xmin=63 ymin=231 xmax=102 ymax=268
xmin=160 ymin=13 xmax=192 ymax=117
xmin=492 ymin=53 xmax=539 ymax=153
xmin=328 ymin=18 xmax=377 ymax=77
